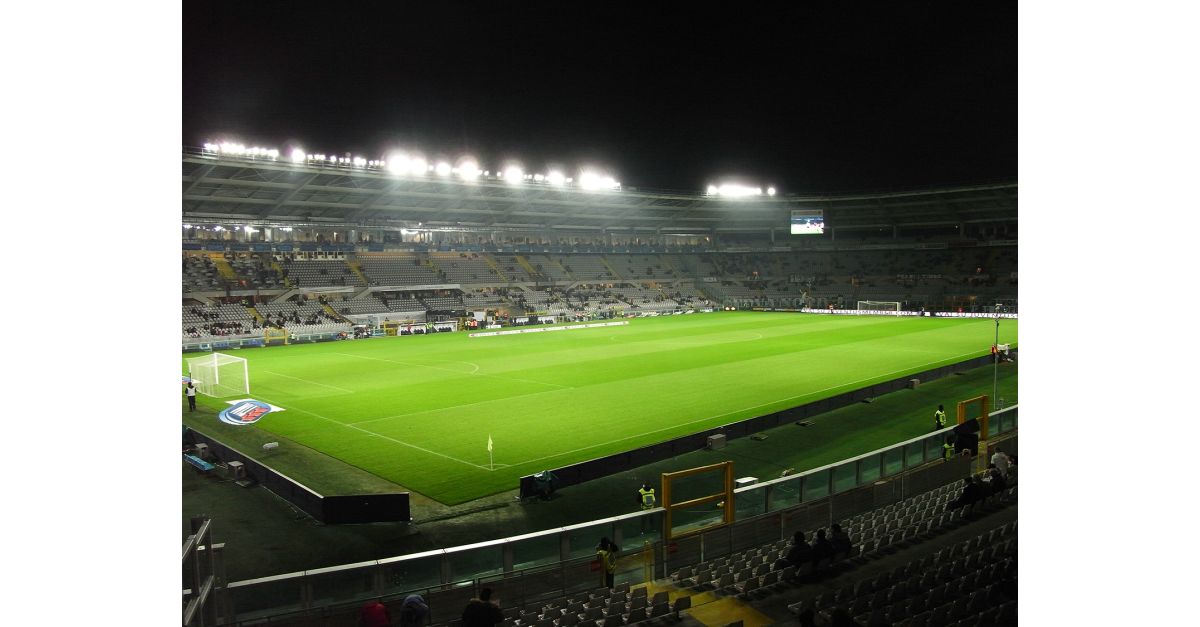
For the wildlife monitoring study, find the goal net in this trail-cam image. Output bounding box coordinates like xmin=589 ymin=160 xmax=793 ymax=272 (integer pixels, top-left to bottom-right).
xmin=186 ymin=352 xmax=250 ymax=397
xmin=857 ymin=301 xmax=901 ymax=312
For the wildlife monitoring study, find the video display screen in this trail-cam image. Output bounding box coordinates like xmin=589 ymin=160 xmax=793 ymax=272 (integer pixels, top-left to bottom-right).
xmin=790 ymin=209 xmax=825 ymax=235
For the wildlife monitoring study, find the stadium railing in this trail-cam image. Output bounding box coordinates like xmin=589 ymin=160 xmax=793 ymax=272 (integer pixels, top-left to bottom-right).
xmin=207 ymin=406 xmax=1016 ymax=624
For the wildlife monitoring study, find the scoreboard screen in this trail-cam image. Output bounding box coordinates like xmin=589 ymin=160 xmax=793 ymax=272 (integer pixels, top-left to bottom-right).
xmin=790 ymin=209 xmax=825 ymax=235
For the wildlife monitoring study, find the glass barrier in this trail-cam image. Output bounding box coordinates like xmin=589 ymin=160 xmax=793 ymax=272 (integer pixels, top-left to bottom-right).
xmin=510 ymin=533 xmax=562 ymax=572
xmin=226 ymin=574 xmax=306 ymax=619
xmin=565 ymin=521 xmax=614 ymax=561
xmin=307 ymin=562 xmax=377 ymax=607
xmin=831 ymin=460 xmax=857 ymax=494
xmin=446 ymin=542 xmax=505 ymax=582
xmin=380 ymin=551 xmax=444 ymax=595
xmin=858 ymin=453 xmax=882 ymax=484
xmin=767 ymin=477 xmax=801 ymax=512
xmin=904 ymin=441 xmax=925 ymax=470
xmin=882 ymin=447 xmax=904 ymax=477
xmin=735 ymin=487 xmax=766 ymax=520
xmin=801 ymin=469 xmax=831 ymax=502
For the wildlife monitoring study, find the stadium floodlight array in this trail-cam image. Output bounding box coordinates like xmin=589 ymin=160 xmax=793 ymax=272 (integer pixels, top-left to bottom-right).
xmin=705 ymin=183 xmax=774 ymax=198
xmin=199 ymin=140 xmax=599 ymax=189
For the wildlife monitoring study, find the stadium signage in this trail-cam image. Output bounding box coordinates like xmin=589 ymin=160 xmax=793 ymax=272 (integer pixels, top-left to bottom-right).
xmin=219 ymin=399 xmax=283 ymax=426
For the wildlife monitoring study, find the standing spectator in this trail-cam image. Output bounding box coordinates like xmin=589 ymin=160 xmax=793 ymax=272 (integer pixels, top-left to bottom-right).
xmin=461 ymin=588 xmax=503 ymax=627
xmin=358 ymin=599 xmax=391 ymax=627
xmin=933 ymin=404 xmax=948 ymax=431
xmin=990 ymin=449 xmax=1012 ymax=478
xmin=398 ymin=594 xmax=428 ymax=627
xmin=596 ymin=538 xmax=618 ymax=588
xmin=830 ymin=524 xmax=854 ymax=559
xmin=185 ymin=381 xmax=197 ymax=412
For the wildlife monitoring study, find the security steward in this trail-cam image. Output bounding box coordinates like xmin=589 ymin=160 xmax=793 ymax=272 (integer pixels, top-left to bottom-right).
xmin=934 ymin=404 xmax=947 ymax=431
xmin=637 ymin=482 xmax=656 ymax=533
xmin=943 ymin=436 xmax=956 ymax=462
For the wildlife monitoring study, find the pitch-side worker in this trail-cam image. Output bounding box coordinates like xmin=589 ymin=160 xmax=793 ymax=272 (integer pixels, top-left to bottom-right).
xmin=933 ymin=404 xmax=947 ymax=431
xmin=186 ymin=381 xmax=197 ymax=412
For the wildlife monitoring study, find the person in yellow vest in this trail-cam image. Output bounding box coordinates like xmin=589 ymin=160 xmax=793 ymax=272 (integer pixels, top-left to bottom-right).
xmin=637 ymin=483 xmax=656 ymax=533
xmin=943 ymin=436 xmax=956 ymax=462
xmin=934 ymin=404 xmax=947 ymax=431
xmin=596 ymin=537 xmax=618 ymax=588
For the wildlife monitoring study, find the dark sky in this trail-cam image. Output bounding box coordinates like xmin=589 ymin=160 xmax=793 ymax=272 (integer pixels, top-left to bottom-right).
xmin=183 ymin=2 xmax=1015 ymax=194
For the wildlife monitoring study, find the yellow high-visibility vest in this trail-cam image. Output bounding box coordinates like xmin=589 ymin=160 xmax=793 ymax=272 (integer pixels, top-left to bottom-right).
xmin=639 ymin=487 xmax=656 ymax=509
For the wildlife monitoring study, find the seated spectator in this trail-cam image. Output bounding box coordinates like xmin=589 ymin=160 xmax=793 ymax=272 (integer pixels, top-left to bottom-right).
xmin=777 ymin=531 xmax=812 ymax=569
xmin=399 ymin=593 xmax=428 ymax=627
xmin=358 ymin=598 xmax=391 ymax=627
xmin=461 ymin=587 xmax=503 ymax=627
xmin=986 ymin=465 xmax=1007 ymax=495
xmin=811 ymin=528 xmax=834 ymax=566
xmin=830 ymin=523 xmax=854 ymax=559
xmin=949 ymin=478 xmax=982 ymax=510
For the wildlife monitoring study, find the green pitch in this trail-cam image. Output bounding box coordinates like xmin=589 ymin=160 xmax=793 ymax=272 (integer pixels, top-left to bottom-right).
xmin=182 ymin=312 xmax=1018 ymax=505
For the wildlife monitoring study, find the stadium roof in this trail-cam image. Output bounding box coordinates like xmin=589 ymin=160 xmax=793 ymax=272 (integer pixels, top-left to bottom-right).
xmin=183 ymin=148 xmax=1016 ymax=234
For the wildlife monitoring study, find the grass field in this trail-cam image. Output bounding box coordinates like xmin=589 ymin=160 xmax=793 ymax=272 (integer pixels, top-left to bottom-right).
xmin=182 ymin=312 xmax=1018 ymax=505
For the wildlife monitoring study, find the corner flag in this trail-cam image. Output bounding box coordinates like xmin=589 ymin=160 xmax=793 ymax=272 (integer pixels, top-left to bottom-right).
xmin=487 ymin=435 xmax=493 ymax=452
xmin=487 ymin=434 xmax=494 ymax=471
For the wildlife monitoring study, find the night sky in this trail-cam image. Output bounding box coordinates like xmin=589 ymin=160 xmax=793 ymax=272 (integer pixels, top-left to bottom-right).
xmin=183 ymin=2 xmax=1015 ymax=194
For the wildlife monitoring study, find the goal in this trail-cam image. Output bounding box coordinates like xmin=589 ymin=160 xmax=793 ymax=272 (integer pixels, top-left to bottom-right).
xmin=857 ymin=301 xmax=901 ymax=312
xmin=186 ymin=352 xmax=250 ymax=397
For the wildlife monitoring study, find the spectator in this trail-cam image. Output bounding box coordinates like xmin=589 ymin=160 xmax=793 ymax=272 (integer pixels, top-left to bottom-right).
xmin=596 ymin=537 xmax=618 ymax=588
xmin=949 ymin=478 xmax=981 ymax=510
xmin=986 ymin=465 xmax=1008 ymax=495
xmin=398 ymin=594 xmax=428 ymax=627
xmin=778 ymin=531 xmax=812 ymax=569
xmin=358 ymin=599 xmax=391 ymax=627
xmin=812 ymin=528 xmax=834 ymax=567
xmin=461 ymin=588 xmax=503 ymax=627
xmin=990 ymin=449 xmax=1012 ymax=477
xmin=830 ymin=523 xmax=854 ymax=559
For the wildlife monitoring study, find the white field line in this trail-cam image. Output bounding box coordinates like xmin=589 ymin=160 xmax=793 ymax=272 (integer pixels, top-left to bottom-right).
xmin=333 ymin=352 xmax=571 ymax=390
xmin=262 ymin=370 xmax=355 ymax=394
xmin=507 ymin=349 xmax=988 ymax=469
xmin=253 ymin=394 xmax=496 ymax=471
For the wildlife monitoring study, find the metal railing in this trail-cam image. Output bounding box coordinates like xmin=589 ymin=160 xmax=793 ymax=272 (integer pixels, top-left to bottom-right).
xmin=204 ymin=406 xmax=1016 ymax=624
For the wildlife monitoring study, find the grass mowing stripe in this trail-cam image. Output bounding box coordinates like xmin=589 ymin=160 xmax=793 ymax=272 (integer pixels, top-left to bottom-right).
xmin=262 ymin=370 xmax=356 ymax=394
xmin=502 ymin=348 xmax=986 ymax=470
xmin=333 ymin=351 xmax=572 ymax=389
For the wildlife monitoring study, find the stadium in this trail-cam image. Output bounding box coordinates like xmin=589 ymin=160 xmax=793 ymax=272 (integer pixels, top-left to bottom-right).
xmin=181 ymin=147 xmax=1018 ymax=626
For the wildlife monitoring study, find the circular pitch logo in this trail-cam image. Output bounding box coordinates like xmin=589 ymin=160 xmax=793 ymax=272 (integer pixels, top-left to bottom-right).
xmin=218 ymin=400 xmax=273 ymax=426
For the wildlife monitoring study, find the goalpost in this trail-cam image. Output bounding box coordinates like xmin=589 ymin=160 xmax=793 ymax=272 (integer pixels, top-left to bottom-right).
xmin=186 ymin=352 xmax=250 ymax=397
xmin=857 ymin=301 xmax=901 ymax=312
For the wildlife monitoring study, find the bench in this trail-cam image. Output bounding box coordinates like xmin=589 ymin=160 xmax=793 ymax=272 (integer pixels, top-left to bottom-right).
xmin=184 ymin=454 xmax=215 ymax=472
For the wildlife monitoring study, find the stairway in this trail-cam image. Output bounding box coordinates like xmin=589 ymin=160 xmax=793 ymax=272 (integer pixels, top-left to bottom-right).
xmin=424 ymin=256 xmax=448 ymax=283
xmin=322 ymin=302 xmax=351 ymax=323
xmin=270 ymin=260 xmax=293 ymax=288
xmin=347 ymin=259 xmax=370 ymax=286
xmin=600 ymin=256 xmax=622 ymax=280
xmin=212 ymin=255 xmax=239 ymax=281
xmin=484 ymin=254 xmax=509 ymax=282
xmin=246 ymin=306 xmax=266 ymax=324
xmin=514 ymin=255 xmax=539 ymax=280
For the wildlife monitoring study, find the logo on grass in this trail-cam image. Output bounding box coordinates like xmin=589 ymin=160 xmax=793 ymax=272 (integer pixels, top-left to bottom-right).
xmin=219 ymin=399 xmax=276 ymax=426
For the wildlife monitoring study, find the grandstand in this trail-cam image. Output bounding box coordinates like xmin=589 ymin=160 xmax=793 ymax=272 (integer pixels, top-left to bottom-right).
xmin=181 ymin=148 xmax=1017 ymax=626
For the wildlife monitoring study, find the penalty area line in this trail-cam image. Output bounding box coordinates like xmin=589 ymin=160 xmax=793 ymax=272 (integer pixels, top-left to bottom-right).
xmin=252 ymin=394 xmax=499 ymax=472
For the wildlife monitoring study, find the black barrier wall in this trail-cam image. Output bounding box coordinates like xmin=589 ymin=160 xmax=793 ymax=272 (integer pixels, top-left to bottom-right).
xmin=186 ymin=430 xmax=410 ymax=524
xmin=520 ymin=351 xmax=1008 ymax=498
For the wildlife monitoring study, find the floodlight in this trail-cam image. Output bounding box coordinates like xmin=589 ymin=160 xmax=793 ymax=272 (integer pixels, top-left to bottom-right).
xmin=183 ymin=224 xmax=193 ymax=229
xmin=411 ymin=158 xmax=428 ymax=175
xmin=387 ymin=154 xmax=410 ymax=175
xmin=547 ymin=171 xmax=566 ymax=186
xmin=579 ymin=171 xmax=619 ymax=191
xmin=767 ymin=187 xmax=776 ymax=196
xmin=353 ymin=156 xmax=367 ymax=167
xmin=435 ymin=162 xmax=452 ymax=176
xmin=291 ymin=148 xmax=306 ymax=163
xmin=713 ymin=183 xmax=763 ymax=197
xmin=534 ymin=173 xmax=545 ymax=182
xmin=457 ymin=160 xmax=480 ymax=179
xmin=504 ymin=166 xmax=524 ymax=183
